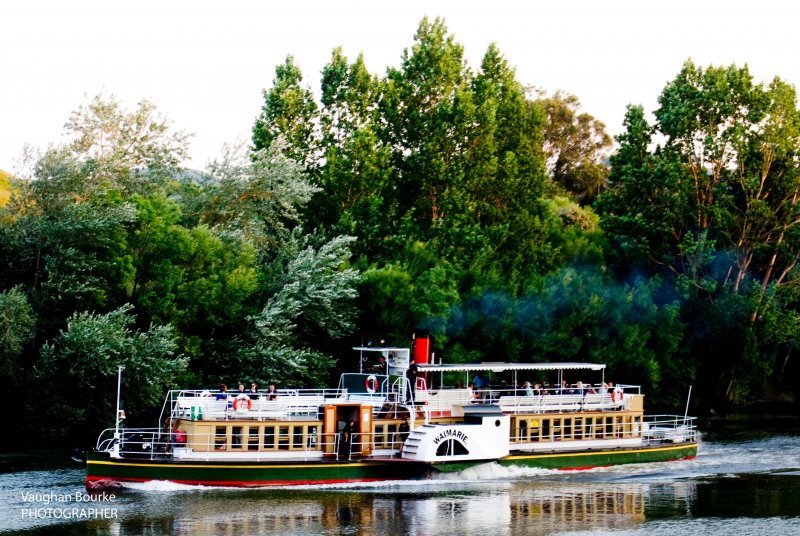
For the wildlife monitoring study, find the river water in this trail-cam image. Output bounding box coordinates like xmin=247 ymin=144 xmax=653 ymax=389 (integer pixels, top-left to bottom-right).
xmin=2 ymin=419 xmax=799 ymax=536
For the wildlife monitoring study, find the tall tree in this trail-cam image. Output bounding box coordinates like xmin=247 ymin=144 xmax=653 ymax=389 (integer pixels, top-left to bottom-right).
xmin=252 ymin=56 xmax=318 ymax=165
xmin=539 ymin=90 xmax=612 ymax=204
xmin=381 ymin=16 xmax=475 ymax=230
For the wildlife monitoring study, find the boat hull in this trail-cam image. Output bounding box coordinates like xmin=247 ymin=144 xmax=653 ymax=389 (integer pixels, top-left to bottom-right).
xmin=85 ymin=451 xmax=426 ymax=490
xmin=86 ymin=442 xmax=697 ymax=489
xmin=500 ymin=442 xmax=698 ymax=471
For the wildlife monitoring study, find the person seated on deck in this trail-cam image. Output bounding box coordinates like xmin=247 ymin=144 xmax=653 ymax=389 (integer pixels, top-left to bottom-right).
xmin=575 ymin=381 xmax=585 ymax=396
xmin=533 ymin=383 xmax=543 ymax=396
xmin=215 ymin=384 xmax=229 ymax=401
xmin=248 ymin=382 xmax=259 ymax=400
xmin=523 ymin=381 xmax=534 ymax=397
xmin=561 ymin=380 xmax=578 ymax=395
xmin=265 ymin=384 xmax=278 ymax=401
xmin=467 ymin=383 xmax=480 ymax=403
xmin=373 ymin=355 xmax=388 ymax=374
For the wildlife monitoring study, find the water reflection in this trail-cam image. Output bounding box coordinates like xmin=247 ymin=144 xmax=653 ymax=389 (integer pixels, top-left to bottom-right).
xmin=89 ymin=481 xmax=700 ymax=536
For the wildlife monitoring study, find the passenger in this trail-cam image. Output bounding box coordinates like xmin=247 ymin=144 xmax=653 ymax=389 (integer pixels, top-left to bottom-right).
xmin=533 ymin=383 xmax=543 ymax=396
xmin=398 ymin=416 xmax=410 ymax=446
xmin=406 ymin=359 xmax=418 ymax=403
xmin=523 ymin=381 xmax=534 ymax=397
xmin=374 ymin=355 xmax=388 ymax=374
xmin=265 ymin=384 xmax=278 ymax=401
xmin=467 ymin=383 xmax=480 ymax=403
xmin=576 ymin=381 xmax=585 ymax=396
xmin=338 ymin=420 xmax=357 ymax=460
xmin=215 ymin=384 xmax=229 ymax=401
xmin=236 ymin=383 xmax=247 ymax=395
xmin=248 ymin=382 xmax=259 ymax=400
xmin=559 ymin=380 xmax=570 ymax=395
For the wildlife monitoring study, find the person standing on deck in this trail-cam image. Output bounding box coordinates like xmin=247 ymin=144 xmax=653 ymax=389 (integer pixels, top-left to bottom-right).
xmin=406 ymin=359 xmax=418 ymax=403
xmin=338 ymin=420 xmax=357 ymax=460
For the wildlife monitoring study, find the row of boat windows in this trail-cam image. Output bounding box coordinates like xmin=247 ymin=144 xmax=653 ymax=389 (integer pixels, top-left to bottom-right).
xmin=214 ymin=424 xmax=319 ymax=451
xmin=198 ymin=414 xmax=641 ymax=451
xmin=209 ymin=423 xmax=413 ymax=451
xmin=511 ymin=415 xmax=642 ymax=442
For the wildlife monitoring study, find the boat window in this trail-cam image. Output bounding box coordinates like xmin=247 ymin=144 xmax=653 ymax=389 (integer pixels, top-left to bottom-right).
xmin=553 ymin=419 xmax=561 ymax=441
xmin=278 ymin=426 xmax=290 ymax=450
xmin=374 ymin=425 xmax=385 ymax=447
xmin=307 ymin=426 xmax=318 ymax=449
xmin=516 ymin=419 xmax=527 ymax=442
xmin=564 ymin=418 xmax=573 ymax=440
xmin=232 ymin=426 xmax=243 ymax=449
xmin=594 ymin=417 xmax=603 ymax=439
xmin=584 ymin=418 xmax=593 ymax=439
xmin=214 ymin=426 xmax=226 ymax=450
xmin=574 ymin=418 xmax=583 ymax=439
xmin=435 ymin=439 xmax=469 ymax=457
xmin=248 ymin=426 xmax=259 ymax=450
xmin=264 ymin=426 xmax=275 ymax=449
xmin=293 ymin=426 xmax=303 ymax=448
xmin=542 ymin=419 xmax=550 ymax=441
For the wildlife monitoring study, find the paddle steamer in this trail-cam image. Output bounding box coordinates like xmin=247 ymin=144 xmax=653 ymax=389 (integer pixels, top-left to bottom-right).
xmin=86 ymin=333 xmax=698 ymax=489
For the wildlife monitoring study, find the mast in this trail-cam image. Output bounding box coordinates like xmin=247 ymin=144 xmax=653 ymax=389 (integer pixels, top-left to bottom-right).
xmin=113 ymin=365 xmax=125 ymax=452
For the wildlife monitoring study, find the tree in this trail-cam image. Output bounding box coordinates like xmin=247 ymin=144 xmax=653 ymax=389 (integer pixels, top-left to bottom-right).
xmin=309 ymin=48 xmax=394 ymax=257
xmin=381 ymin=16 xmax=474 ymax=229
xmin=539 ymin=90 xmax=612 ymax=204
xmin=0 ymin=286 xmax=36 ymax=382
xmin=61 ymin=93 xmax=191 ymax=192
xmin=252 ymin=56 xmax=318 ymax=165
xmin=36 ymin=304 xmax=185 ymax=433
xmin=196 ymin=140 xmax=320 ymax=248
xmin=598 ymin=60 xmax=800 ymax=405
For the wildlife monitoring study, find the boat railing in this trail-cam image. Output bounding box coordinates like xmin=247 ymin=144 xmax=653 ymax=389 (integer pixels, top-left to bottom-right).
xmin=496 ymin=390 xmax=625 ymax=414
xmin=167 ymin=388 xmax=342 ymax=421
xmin=416 ymin=384 xmax=635 ymax=414
xmin=642 ymin=414 xmax=698 ymax=444
xmin=95 ymin=427 xmax=176 ymax=458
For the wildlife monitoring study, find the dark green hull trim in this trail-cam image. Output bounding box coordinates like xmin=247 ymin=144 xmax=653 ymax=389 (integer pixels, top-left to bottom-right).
xmin=499 ymin=442 xmax=698 ymax=470
xmin=86 ymin=451 xmax=426 ymax=490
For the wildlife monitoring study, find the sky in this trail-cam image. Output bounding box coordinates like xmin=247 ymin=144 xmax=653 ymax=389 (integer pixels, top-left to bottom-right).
xmin=2 ymin=0 xmax=799 ymax=171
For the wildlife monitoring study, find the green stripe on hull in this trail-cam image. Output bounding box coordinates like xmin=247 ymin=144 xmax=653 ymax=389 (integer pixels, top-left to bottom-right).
xmin=499 ymin=443 xmax=698 ymax=470
xmin=86 ymin=452 xmax=422 ymax=487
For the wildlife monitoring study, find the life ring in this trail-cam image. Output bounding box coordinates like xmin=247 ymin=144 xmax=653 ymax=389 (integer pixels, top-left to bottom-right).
xmin=365 ymin=375 xmax=378 ymax=394
xmin=233 ymin=394 xmax=252 ymax=412
xmin=611 ymin=388 xmax=624 ymax=403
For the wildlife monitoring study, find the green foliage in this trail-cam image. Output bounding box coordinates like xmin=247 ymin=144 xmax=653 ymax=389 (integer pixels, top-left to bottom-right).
xmin=538 ymin=90 xmax=612 ymax=204
xmin=36 ymin=305 xmax=185 ymax=430
xmin=252 ymin=56 xmax=318 ymax=164
xmin=0 ymin=286 xmax=36 ymax=381
xmin=254 ymin=233 xmax=359 ymax=343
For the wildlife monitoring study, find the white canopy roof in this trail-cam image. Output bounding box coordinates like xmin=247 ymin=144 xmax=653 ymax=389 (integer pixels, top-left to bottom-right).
xmin=416 ymin=362 xmax=605 ymax=373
